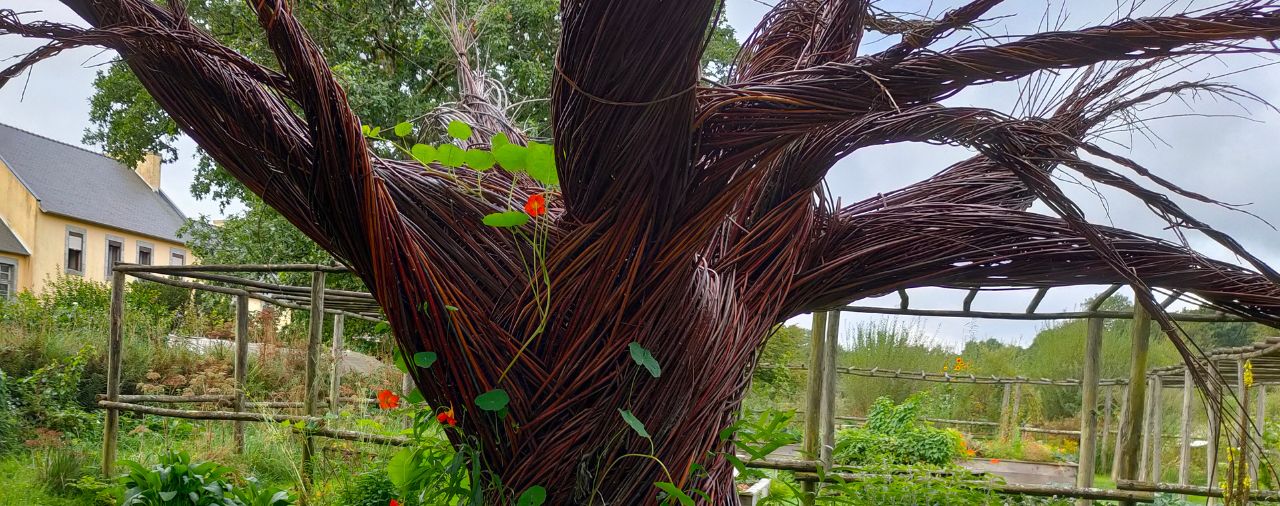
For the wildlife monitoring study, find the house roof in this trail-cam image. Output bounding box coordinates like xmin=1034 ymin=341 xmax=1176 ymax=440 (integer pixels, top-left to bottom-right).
xmin=0 ymin=123 xmax=187 ymax=243
xmin=0 ymin=218 xmax=27 ymax=256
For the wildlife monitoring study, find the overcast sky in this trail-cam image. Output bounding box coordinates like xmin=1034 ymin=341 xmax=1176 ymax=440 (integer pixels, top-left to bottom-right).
xmin=4 ymin=1 xmax=1280 ymax=350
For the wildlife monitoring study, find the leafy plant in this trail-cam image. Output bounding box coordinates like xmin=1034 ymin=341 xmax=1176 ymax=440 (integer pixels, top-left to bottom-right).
xmin=116 ymin=450 xmax=294 ymax=506
xmin=833 ymin=394 xmax=964 ymax=467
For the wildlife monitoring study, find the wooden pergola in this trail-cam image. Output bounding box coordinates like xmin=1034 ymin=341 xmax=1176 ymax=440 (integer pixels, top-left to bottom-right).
xmin=757 ymin=285 xmax=1278 ymax=504
xmin=99 ymin=263 xmax=407 ymax=485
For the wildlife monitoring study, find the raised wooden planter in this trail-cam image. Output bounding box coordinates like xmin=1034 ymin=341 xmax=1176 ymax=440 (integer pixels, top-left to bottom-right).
xmin=737 ymin=478 xmax=771 ymax=506
xmin=960 ymin=458 xmax=1078 ymax=487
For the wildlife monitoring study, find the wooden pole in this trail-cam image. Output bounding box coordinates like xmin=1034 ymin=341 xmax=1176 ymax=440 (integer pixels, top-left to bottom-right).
xmin=1140 ymin=376 xmax=1154 ymax=480
xmin=1179 ymin=369 xmax=1193 ymax=486
xmin=101 ymin=269 xmax=126 ymax=478
xmin=819 ymin=310 xmax=841 ymax=469
xmin=1112 ymin=383 xmax=1130 ymax=477
xmin=329 ymin=314 xmax=344 ymax=413
xmin=1253 ymin=385 xmax=1266 ymax=482
xmin=233 ymin=294 xmax=249 ymax=453
xmin=801 ymin=311 xmax=827 ymax=506
xmin=1076 ymin=318 xmax=1103 ymax=505
xmin=1149 ymin=375 xmax=1164 ymax=483
xmin=999 ymin=383 xmax=1013 ymax=440
xmin=1207 ymin=375 xmax=1221 ymax=506
xmin=1011 ymin=383 xmax=1022 ymax=438
xmin=1235 ymin=358 xmax=1249 ymax=491
xmin=1102 ymin=385 xmax=1115 ymax=474
xmin=301 ymin=271 xmax=325 ymax=493
xmin=1116 ymin=302 xmax=1151 ymax=506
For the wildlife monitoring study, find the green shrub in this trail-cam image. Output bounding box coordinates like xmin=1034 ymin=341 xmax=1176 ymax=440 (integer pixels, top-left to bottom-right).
xmin=833 ymin=394 xmax=964 ymax=467
xmin=117 ymin=450 xmax=295 ymax=506
xmin=14 ymin=345 xmax=97 ymax=434
xmin=0 ymin=369 xmax=24 ymax=452
xmin=337 ymin=471 xmax=397 ymax=506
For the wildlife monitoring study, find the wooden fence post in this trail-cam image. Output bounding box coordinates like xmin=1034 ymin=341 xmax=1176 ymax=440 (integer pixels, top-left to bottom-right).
xmin=1112 ymin=382 xmax=1130 ymax=478
xmin=1179 ymin=369 xmax=1193 ymax=486
xmin=1116 ymin=302 xmax=1151 ymax=506
xmin=102 ymin=269 xmax=126 ymax=478
xmin=301 ymin=271 xmax=325 ymax=492
xmin=1101 ymin=385 xmax=1114 ymax=474
xmin=801 ymin=311 xmax=827 ymax=506
xmin=1254 ymin=385 xmax=1266 ymax=482
xmin=1149 ymin=375 xmax=1163 ymax=482
xmin=233 ymin=294 xmax=249 ymax=453
xmin=1011 ymin=383 xmax=1022 ymax=438
xmin=1207 ymin=376 xmax=1220 ymax=506
xmin=329 ymin=314 xmax=344 ymax=413
xmin=819 ymin=310 xmax=840 ymax=469
xmin=999 ymin=384 xmax=1013 ymax=440
xmin=1076 ymin=318 xmax=1103 ymax=505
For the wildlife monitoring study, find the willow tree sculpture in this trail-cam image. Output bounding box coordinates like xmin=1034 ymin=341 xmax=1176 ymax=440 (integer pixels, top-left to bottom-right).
xmin=9 ymin=0 xmax=1280 ymax=503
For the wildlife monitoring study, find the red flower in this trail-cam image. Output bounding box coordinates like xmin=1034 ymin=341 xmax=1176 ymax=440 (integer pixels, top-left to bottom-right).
xmin=524 ymin=194 xmax=546 ymax=217
xmin=377 ymin=389 xmax=400 ymax=410
xmin=436 ymin=407 xmax=457 ymax=426
xmin=390 ymin=500 xmax=400 ymax=506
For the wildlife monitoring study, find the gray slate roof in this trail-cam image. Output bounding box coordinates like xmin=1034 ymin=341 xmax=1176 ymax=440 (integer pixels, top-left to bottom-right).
xmin=0 ymin=123 xmax=186 ymax=242
xmin=0 ymin=219 xmax=26 ymax=255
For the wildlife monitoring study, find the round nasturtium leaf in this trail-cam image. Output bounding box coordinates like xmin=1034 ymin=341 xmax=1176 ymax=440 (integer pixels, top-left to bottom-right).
xmin=411 ymin=144 xmax=437 ymax=165
xmin=482 ymin=211 xmax=530 ymax=228
xmin=394 ymin=121 xmax=413 ymax=137
xmin=494 ymin=143 xmax=528 ymax=172
xmin=447 ymin=120 xmax=473 ymax=141
xmin=438 ymin=144 xmax=466 ymax=168
xmin=517 ymin=486 xmax=547 ymax=506
xmin=475 ymin=389 xmax=510 ymax=411
xmin=413 ymin=351 xmax=437 ymax=369
xmin=491 ymin=132 xmax=511 ymax=149
xmin=464 ymin=149 xmax=496 ymax=171
xmin=526 ymin=142 xmax=558 ymax=186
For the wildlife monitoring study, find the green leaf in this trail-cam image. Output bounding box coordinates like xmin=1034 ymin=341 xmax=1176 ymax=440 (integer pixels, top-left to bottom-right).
xmin=438 ymin=144 xmax=466 ymax=167
xmin=464 ymin=149 xmax=496 ymax=171
xmin=475 ymin=389 xmax=509 ymax=411
xmin=410 ymin=144 xmax=437 ymax=165
xmin=392 ymin=348 xmax=409 ymax=373
xmin=494 ymin=143 xmax=528 ymax=172
xmin=618 ymin=409 xmax=650 ymax=439
xmin=370 ymin=126 xmax=381 ymax=138
xmin=482 ymin=211 xmax=530 ymax=228
xmin=406 ymin=388 xmax=424 ymax=404
xmin=516 ymin=486 xmax=547 ymax=506
xmin=447 ymin=120 xmax=473 ymax=140
xmin=444 ymin=305 xmax=460 ymax=312
xmin=413 ymin=351 xmax=437 ymax=369
xmin=360 ymin=124 xmax=371 ymax=136
xmin=724 ymin=453 xmax=748 ymax=475
xmin=373 ymin=321 xmax=390 ymax=333
xmin=653 ymin=482 xmax=694 ymax=506
xmin=386 ymin=448 xmax=417 ymax=489
xmin=628 ymin=342 xmax=661 ymax=378
xmin=526 ymin=142 xmax=558 ymax=186
xmin=491 ymin=132 xmax=510 ymax=149
xmin=394 ymin=121 xmax=413 ymax=137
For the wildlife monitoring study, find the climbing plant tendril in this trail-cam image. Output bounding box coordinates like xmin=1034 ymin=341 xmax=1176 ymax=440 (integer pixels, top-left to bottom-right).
xmin=10 ymin=0 xmax=1280 ymax=503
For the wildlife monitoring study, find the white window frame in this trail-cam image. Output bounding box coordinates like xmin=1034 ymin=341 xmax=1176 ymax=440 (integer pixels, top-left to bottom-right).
xmin=169 ymin=248 xmax=186 ymax=266
xmin=65 ymin=226 xmax=86 ymax=275
xmin=105 ymin=235 xmax=125 ymax=278
xmin=136 ymin=241 xmax=154 ymax=266
xmin=0 ymin=256 xmax=16 ymax=300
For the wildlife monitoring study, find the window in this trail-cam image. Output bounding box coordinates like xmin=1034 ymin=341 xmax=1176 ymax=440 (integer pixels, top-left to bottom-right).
xmin=137 ymin=241 xmax=153 ymax=266
xmin=65 ymin=227 xmax=86 ymax=275
xmin=105 ymin=236 xmax=123 ymax=277
xmin=169 ymin=248 xmax=186 ymax=266
xmin=0 ymin=258 xmax=15 ymax=300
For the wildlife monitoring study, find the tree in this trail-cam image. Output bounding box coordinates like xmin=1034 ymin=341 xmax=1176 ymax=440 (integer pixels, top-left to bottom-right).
xmin=83 ymin=0 xmax=737 ymax=270
xmin=8 ymin=1 xmax=1280 ymax=503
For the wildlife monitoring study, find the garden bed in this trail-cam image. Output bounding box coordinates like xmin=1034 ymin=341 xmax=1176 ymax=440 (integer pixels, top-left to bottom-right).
xmin=959 ymin=458 xmax=1077 ymax=487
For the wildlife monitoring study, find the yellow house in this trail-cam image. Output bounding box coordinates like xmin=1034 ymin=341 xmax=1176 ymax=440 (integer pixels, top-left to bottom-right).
xmin=0 ymin=123 xmax=189 ymax=298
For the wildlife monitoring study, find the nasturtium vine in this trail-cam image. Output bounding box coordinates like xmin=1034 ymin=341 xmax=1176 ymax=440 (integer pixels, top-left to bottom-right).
xmin=628 ymin=342 xmax=662 ymax=378
xmin=475 ymin=388 xmax=510 ymax=412
xmin=413 ymin=351 xmax=438 ymax=369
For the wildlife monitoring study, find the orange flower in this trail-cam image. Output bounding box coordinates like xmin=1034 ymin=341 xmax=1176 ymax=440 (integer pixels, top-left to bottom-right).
xmin=990 ymin=458 xmax=1000 ymax=464
xmin=377 ymin=389 xmax=400 ymax=410
xmin=437 ymin=407 xmax=457 ymax=426
xmin=390 ymin=500 xmax=401 ymax=506
xmin=524 ymin=194 xmax=546 ymax=217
